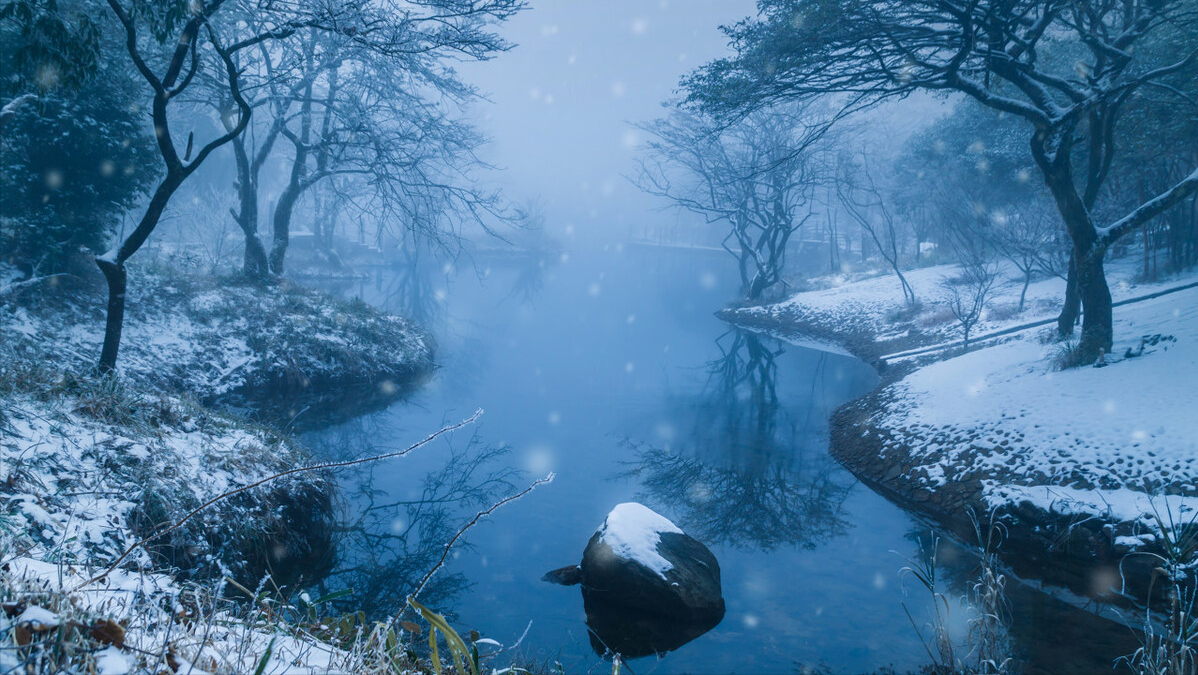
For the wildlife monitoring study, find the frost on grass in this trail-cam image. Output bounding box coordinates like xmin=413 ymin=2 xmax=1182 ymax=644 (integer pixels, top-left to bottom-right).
xmin=596 ymin=502 xmax=684 ymax=578
xmin=0 ymin=264 xmax=433 ymax=414
xmin=0 ymin=375 xmax=333 ymax=585
xmin=864 ymin=285 xmax=1198 ymax=548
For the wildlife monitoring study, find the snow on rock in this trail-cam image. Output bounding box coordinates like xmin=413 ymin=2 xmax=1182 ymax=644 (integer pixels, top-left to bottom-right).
xmin=596 ymin=502 xmax=683 ymax=578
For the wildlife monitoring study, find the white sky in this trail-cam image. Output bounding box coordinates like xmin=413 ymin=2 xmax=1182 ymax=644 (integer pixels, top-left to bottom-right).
xmin=457 ymin=0 xmax=756 ymax=245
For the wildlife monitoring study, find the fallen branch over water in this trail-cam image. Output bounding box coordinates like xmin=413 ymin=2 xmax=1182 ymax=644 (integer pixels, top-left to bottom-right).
xmin=409 ymin=471 xmax=556 ymax=602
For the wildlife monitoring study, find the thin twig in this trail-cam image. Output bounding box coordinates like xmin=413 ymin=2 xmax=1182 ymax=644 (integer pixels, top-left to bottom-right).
xmin=72 ymin=410 xmax=483 ymax=592
xmin=408 ymin=472 xmax=555 ymax=602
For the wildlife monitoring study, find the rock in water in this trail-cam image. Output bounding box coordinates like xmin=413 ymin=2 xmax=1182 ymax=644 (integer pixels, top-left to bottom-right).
xmin=578 ymin=502 xmax=724 ymax=622
xmin=541 ymin=564 xmax=583 ymax=586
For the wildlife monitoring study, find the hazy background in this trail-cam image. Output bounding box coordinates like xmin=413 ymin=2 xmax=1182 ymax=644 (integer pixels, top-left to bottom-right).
xmin=458 ymin=0 xmax=757 ymax=245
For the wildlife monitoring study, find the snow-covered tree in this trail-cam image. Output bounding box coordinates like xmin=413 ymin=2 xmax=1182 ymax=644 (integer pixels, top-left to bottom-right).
xmin=685 ymin=0 xmax=1198 ymax=363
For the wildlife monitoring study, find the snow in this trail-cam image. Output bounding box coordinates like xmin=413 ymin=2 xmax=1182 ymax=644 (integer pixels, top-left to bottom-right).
xmin=2 ymin=558 xmax=346 ymax=674
xmin=872 ymin=281 xmax=1198 ymax=541
xmin=0 ymin=267 xmax=431 ymax=404
xmin=0 ymin=386 xmax=322 ymax=574
xmin=597 ymin=502 xmax=683 ymax=578
xmin=730 ymin=256 xmax=1185 ymax=356
xmin=94 ymin=646 xmax=133 ymax=675
xmin=17 ymin=605 xmax=59 ymax=629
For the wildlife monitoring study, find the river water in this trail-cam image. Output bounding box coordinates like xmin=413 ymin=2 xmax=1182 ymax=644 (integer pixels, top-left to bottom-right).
xmin=304 ymin=246 xmax=1134 ymax=674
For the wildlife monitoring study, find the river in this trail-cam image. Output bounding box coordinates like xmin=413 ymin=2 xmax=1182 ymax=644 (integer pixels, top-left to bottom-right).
xmin=304 ymin=245 xmax=1135 ymax=674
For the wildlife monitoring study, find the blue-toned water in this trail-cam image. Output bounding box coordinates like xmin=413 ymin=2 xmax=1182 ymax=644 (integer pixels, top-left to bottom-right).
xmin=305 ymin=246 xmax=1133 ymax=674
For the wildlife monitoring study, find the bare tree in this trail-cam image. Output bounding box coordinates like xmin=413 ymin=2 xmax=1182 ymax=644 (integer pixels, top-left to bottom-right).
xmin=634 ymin=103 xmax=828 ymax=301
xmin=989 ymin=206 xmax=1064 ymax=312
xmin=942 ymin=260 xmax=999 ymax=350
xmin=258 ymin=5 xmax=518 ymax=276
xmin=686 ymin=0 xmax=1198 ymax=363
xmin=95 ymin=0 xmax=256 ymax=373
xmin=834 ymin=149 xmax=917 ymax=306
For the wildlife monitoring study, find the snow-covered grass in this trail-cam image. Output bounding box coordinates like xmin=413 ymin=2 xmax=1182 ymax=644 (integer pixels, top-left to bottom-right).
xmin=725 ymin=255 xmax=1184 ymax=360
xmin=0 ymin=261 xmax=460 ymax=674
xmin=0 ymin=364 xmax=334 ymax=587
xmin=0 ymin=261 xmax=433 ymax=421
xmin=872 ymin=285 xmax=1198 ymax=541
xmin=0 ymin=556 xmax=452 ymax=674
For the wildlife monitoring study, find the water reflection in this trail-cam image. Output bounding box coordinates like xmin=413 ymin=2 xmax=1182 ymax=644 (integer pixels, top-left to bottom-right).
xmin=584 ymin=596 xmax=724 ymax=659
xmin=376 ymin=243 xmax=447 ymax=326
xmin=904 ymin=528 xmax=1139 ymax=675
xmin=301 ymin=415 xmax=521 ymax=618
xmin=621 ymin=331 xmax=856 ymax=551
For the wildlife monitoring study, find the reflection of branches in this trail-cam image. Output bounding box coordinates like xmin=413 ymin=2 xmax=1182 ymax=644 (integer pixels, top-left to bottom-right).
xmin=704 ymin=330 xmax=783 ymax=449
xmin=618 ymin=440 xmax=852 ymax=552
xmin=377 ymin=235 xmax=447 ymax=326
xmin=303 ymin=416 xmax=521 ymax=619
xmin=621 ymin=330 xmax=859 ymax=550
xmin=503 ymin=256 xmax=548 ymax=305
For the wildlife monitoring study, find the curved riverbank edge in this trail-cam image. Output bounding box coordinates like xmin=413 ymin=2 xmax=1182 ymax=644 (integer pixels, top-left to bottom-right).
xmin=718 ymin=282 xmax=1198 ymax=614
xmin=1 ymin=262 xmax=436 ymax=426
xmin=0 ymin=262 xmax=441 ymax=671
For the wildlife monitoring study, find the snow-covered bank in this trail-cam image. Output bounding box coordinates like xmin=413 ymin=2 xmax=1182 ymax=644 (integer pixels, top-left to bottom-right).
xmin=719 ymin=258 xmax=1198 ymax=607
xmin=721 ymin=257 xmax=1181 ymax=362
xmin=0 ymin=264 xmax=445 ymax=673
xmin=0 ymin=377 xmax=334 ymax=589
xmin=1 ymin=263 xmax=434 ymax=425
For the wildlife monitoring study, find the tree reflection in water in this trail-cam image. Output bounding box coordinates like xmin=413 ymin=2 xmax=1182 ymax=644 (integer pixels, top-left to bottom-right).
xmin=376 ymin=241 xmax=448 ymax=327
xmin=302 ymin=414 xmax=521 ymax=619
xmin=621 ymin=330 xmax=855 ymax=551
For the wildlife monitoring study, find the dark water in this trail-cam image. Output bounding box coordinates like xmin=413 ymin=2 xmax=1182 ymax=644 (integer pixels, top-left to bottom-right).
xmin=305 ymin=246 xmax=1135 ymax=674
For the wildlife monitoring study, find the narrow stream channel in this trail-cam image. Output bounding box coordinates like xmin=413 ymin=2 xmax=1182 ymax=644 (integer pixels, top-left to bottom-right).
xmin=304 ymin=246 xmax=1135 ymax=674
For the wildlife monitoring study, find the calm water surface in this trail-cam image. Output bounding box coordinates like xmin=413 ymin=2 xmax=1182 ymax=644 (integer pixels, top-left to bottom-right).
xmin=306 ymin=246 xmax=1133 ymax=674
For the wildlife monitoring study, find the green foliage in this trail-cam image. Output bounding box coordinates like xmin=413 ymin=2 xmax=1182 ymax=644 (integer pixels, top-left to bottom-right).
xmin=0 ymin=0 xmax=100 ymax=94
xmin=0 ymin=5 xmax=159 ymax=275
xmin=409 ymin=597 xmax=479 ymax=675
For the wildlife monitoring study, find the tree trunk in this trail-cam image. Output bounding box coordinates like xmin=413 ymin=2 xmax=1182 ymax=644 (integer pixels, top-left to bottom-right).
xmin=1019 ymin=271 xmax=1031 ymax=312
xmin=95 ymin=173 xmax=181 ymax=373
xmin=1057 ymin=253 xmax=1081 ymax=336
xmin=231 ymin=137 xmax=271 ymax=280
xmin=245 ymin=235 xmax=270 ymax=278
xmin=95 ymin=258 xmax=127 ymax=375
xmin=270 ymin=183 xmax=301 ymax=275
xmin=1076 ymin=248 xmax=1113 ymax=360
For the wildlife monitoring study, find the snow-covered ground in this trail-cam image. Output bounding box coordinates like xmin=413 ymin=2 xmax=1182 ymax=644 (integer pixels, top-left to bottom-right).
xmin=728 ymin=255 xmax=1198 ymax=594
xmin=0 ymin=262 xmax=442 ymax=673
xmin=877 ymin=285 xmax=1197 ymax=537
xmin=0 ymin=377 xmax=358 ymax=673
xmin=0 ymin=264 xmax=432 ymax=409
xmin=726 ymin=256 xmax=1189 ymax=359
xmin=0 ymin=558 xmax=351 ymax=674
xmin=0 ymin=381 xmax=332 ymax=576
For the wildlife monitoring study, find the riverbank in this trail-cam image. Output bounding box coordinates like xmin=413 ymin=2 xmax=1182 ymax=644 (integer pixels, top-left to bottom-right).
xmin=0 ymin=263 xmax=446 ymax=673
xmin=1 ymin=261 xmax=434 ymax=426
xmin=721 ymin=258 xmax=1198 ymax=609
